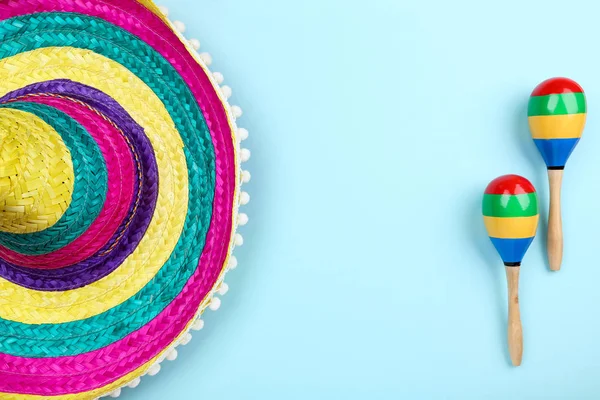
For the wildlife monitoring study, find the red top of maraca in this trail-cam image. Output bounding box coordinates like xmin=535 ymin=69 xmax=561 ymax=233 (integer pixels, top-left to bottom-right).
xmin=530 ymin=77 xmax=584 ymax=96
xmin=484 ymin=174 xmax=536 ymax=195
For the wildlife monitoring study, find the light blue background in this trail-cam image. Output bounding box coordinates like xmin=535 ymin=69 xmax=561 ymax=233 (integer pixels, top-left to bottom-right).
xmin=130 ymin=1 xmax=600 ymax=399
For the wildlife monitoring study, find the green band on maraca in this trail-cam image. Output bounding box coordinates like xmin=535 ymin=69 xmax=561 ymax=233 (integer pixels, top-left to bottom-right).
xmin=482 ymin=193 xmax=538 ymax=218
xmin=528 ymin=92 xmax=586 ymax=116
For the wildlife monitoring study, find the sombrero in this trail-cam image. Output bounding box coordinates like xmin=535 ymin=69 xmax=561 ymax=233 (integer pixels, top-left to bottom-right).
xmin=0 ymin=0 xmax=250 ymax=398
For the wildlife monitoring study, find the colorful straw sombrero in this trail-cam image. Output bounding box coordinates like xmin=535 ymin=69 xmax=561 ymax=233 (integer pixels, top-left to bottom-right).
xmin=0 ymin=0 xmax=250 ymax=398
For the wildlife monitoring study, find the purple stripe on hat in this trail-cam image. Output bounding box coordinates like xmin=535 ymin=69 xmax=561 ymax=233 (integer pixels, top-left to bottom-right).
xmin=0 ymin=80 xmax=159 ymax=290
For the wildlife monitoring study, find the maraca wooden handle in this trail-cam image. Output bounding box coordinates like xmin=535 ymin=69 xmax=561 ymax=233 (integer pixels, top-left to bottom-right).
xmin=505 ymin=266 xmax=523 ymax=366
xmin=547 ymin=169 xmax=563 ymax=271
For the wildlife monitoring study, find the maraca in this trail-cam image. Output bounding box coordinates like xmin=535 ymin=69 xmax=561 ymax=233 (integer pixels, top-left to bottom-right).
xmin=528 ymin=77 xmax=586 ymax=271
xmin=483 ymin=174 xmax=539 ymax=366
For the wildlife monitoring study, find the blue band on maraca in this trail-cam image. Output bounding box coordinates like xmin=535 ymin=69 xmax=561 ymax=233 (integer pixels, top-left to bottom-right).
xmin=533 ymin=138 xmax=580 ymax=168
xmin=489 ymin=237 xmax=535 ymax=265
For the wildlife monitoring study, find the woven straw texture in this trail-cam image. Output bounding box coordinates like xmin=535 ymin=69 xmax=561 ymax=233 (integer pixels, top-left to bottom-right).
xmin=0 ymin=0 xmax=242 ymax=398
xmin=0 ymin=109 xmax=75 ymax=234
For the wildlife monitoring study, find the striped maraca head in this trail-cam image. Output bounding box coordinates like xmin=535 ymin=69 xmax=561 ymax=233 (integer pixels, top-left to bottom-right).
xmin=528 ymin=77 xmax=586 ymax=169
xmin=483 ymin=175 xmax=539 ymax=266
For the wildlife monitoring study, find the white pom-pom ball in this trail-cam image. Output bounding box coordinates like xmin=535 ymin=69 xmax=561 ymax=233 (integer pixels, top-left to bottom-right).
xmin=180 ymin=332 xmax=193 ymax=346
xmin=128 ymin=378 xmax=141 ymax=389
xmin=189 ymin=38 xmax=201 ymax=50
xmin=240 ymin=192 xmax=250 ymax=205
xmin=241 ymin=170 xmax=251 ymax=184
xmin=213 ymin=72 xmax=224 ymax=84
xmin=158 ymin=5 xmax=169 ymax=16
xmin=221 ymin=85 xmax=232 ymax=99
xmin=173 ymin=20 xmax=186 ymax=33
xmin=191 ymin=319 xmax=205 ymax=331
xmin=240 ymin=148 xmax=251 ymax=162
xmin=209 ymin=297 xmax=221 ymax=311
xmin=109 ymin=388 xmax=121 ymax=398
xmin=199 ymin=52 xmax=212 ymax=66
xmin=147 ymin=363 xmax=161 ymax=377
xmin=228 ymin=256 xmax=238 ymax=270
xmin=238 ymin=213 xmax=249 ymax=226
xmin=235 ymin=233 xmax=244 ymax=246
xmin=166 ymin=349 xmax=178 ymax=361
xmin=218 ymin=282 xmax=230 ymax=296
xmin=237 ymin=128 xmax=249 ymax=141
xmin=231 ymin=105 xmax=243 ymax=118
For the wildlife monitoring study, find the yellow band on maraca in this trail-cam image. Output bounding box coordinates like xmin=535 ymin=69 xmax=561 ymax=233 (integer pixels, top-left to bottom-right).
xmin=0 ymin=47 xmax=188 ymax=324
xmin=528 ymin=113 xmax=586 ymax=139
xmin=483 ymin=215 xmax=539 ymax=239
xmin=0 ymin=109 xmax=74 ymax=234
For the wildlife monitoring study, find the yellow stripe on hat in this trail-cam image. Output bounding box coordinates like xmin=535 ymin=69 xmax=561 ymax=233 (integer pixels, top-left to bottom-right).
xmin=528 ymin=113 xmax=586 ymax=139
xmin=483 ymin=215 xmax=539 ymax=239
